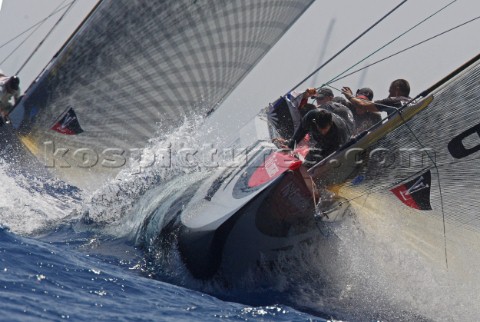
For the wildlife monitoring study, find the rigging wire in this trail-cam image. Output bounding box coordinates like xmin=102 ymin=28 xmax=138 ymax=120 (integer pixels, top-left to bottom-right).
xmin=313 ymin=99 xmax=451 ymax=267
xmin=0 ymin=2 xmax=74 ymax=52
xmin=15 ymin=0 xmax=78 ymax=76
xmin=326 ymin=14 xmax=480 ymax=85
xmin=286 ymin=0 xmax=407 ymax=93
xmin=314 ymin=64 xmax=479 ymax=268
xmin=313 ymin=51 xmax=480 ymax=211
xmin=396 ymin=109 xmax=449 ymax=269
xmin=324 ymin=0 xmax=457 ymax=87
xmin=0 ymin=0 xmax=70 ymax=67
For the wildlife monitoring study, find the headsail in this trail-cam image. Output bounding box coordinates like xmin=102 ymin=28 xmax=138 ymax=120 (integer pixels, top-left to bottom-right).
xmin=310 ymin=53 xmax=480 ymax=271
xmin=10 ymin=0 xmax=313 ymax=187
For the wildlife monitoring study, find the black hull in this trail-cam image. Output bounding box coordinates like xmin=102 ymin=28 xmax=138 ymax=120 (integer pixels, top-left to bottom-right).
xmin=178 ymin=169 xmax=317 ymax=279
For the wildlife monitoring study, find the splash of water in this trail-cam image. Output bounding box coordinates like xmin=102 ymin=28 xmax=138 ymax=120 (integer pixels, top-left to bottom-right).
xmin=78 ymin=115 xmax=222 ymax=235
xmin=0 ymin=158 xmax=82 ymax=234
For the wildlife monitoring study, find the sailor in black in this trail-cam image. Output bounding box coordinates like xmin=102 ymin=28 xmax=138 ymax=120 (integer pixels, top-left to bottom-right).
xmin=313 ymin=88 xmax=355 ymax=135
xmin=288 ymin=109 xmax=350 ymax=167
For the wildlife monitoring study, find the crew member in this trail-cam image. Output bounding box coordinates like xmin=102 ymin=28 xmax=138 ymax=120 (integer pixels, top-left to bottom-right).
xmin=342 ymin=79 xmax=411 ymax=117
xmin=288 ymin=109 xmax=350 ymax=167
xmin=0 ymin=75 xmax=21 ymax=119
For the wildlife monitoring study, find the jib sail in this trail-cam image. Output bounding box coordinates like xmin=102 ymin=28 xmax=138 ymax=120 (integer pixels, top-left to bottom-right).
xmin=312 ymin=53 xmax=480 ymax=271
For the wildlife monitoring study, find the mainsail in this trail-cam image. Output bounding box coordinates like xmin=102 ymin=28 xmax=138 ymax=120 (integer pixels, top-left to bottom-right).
xmin=10 ymin=0 xmax=313 ymax=187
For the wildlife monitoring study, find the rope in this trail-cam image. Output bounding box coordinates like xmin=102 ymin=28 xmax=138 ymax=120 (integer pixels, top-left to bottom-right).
xmin=395 ymin=110 xmax=449 ymax=269
xmin=308 ymin=97 xmax=451 ymax=268
xmin=0 ymin=1 xmax=70 ymax=67
xmin=0 ymin=1 xmax=73 ymax=53
xmin=327 ymin=14 xmax=480 ymax=85
xmin=287 ymin=0 xmax=407 ymax=93
xmin=15 ymin=0 xmax=77 ymax=75
xmin=324 ymin=0 xmax=457 ymax=87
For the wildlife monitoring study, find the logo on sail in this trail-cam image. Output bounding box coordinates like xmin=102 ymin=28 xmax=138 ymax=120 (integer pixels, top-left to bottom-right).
xmin=51 ymin=106 xmax=84 ymax=135
xmin=390 ymin=170 xmax=432 ymax=210
xmin=448 ymin=123 xmax=480 ymax=159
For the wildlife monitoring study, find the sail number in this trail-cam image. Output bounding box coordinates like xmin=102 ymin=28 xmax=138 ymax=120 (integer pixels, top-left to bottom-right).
xmin=448 ymin=123 xmax=480 ymax=159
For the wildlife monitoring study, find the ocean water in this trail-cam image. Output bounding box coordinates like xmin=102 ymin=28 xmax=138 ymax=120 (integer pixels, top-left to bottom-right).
xmin=0 ymin=174 xmax=322 ymax=321
xmin=0 ymin=120 xmax=328 ymax=322
xmin=2 ymin=118 xmax=480 ymax=322
xmin=0 ymin=227 xmax=323 ymax=321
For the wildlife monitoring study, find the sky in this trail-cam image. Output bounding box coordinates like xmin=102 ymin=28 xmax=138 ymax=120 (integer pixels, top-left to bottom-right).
xmin=0 ymin=0 xmax=479 ymax=131
xmin=0 ymin=0 xmax=98 ymax=85
xmin=204 ymin=0 xmax=480 ymax=137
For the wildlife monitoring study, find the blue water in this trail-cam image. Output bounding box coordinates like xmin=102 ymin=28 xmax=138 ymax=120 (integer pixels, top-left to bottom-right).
xmin=0 ymin=127 xmax=329 ymax=321
xmin=0 ymin=150 xmax=434 ymax=321
xmin=2 ymin=119 xmax=477 ymax=322
xmin=0 ymin=227 xmax=322 ymax=321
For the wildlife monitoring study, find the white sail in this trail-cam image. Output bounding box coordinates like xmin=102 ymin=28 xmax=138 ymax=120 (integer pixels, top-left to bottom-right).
xmin=307 ymin=53 xmax=480 ymax=275
xmin=10 ymin=0 xmax=314 ymax=187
